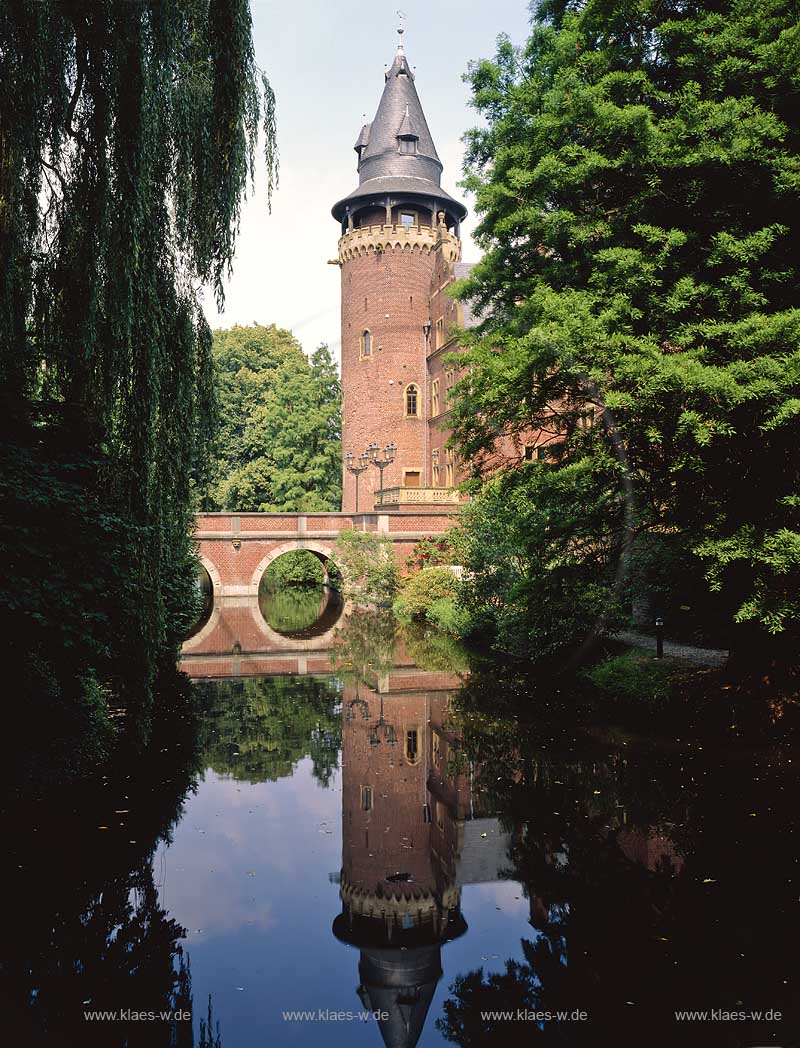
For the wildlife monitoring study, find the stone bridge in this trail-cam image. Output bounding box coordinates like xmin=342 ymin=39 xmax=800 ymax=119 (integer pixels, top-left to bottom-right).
xmin=194 ymin=510 xmax=456 ymax=598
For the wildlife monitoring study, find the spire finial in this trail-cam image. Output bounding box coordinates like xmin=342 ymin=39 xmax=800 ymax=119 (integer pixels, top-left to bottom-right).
xmin=396 ymin=10 xmax=406 ymax=52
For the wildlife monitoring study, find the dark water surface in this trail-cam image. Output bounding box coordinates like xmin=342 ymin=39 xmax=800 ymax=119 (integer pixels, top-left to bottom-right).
xmin=3 ymin=596 xmax=799 ymax=1047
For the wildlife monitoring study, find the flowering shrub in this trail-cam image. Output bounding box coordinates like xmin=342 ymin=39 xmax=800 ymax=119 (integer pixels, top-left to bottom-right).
xmin=405 ymin=535 xmax=452 ymax=572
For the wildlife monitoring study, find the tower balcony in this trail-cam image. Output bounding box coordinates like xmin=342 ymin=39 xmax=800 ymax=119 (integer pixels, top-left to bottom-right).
xmin=338 ymin=221 xmax=460 ymax=264
xmin=375 ymin=486 xmax=465 ymax=509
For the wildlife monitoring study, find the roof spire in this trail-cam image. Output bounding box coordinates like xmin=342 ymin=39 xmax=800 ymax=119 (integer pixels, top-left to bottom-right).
xmin=331 ymin=23 xmax=467 ymax=225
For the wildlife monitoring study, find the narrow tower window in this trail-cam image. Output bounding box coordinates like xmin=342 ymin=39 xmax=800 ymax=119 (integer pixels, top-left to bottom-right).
xmin=399 ymin=211 xmax=415 ymax=230
xmin=405 ymin=384 xmax=419 ymax=416
xmin=406 ymin=729 xmax=419 ymax=765
xmin=361 ymin=330 xmax=372 ymax=358
xmin=399 ymin=138 xmax=417 ymax=154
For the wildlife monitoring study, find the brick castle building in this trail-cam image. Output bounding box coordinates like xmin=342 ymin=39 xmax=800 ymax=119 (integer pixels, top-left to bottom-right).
xmin=332 ymin=30 xmax=476 ymax=513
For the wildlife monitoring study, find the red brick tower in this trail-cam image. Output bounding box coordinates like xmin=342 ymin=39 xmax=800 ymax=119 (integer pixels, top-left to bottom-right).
xmin=332 ymin=30 xmax=466 ymax=512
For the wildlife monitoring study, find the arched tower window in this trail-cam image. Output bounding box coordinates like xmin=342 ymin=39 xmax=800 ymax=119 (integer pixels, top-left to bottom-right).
xmin=361 ymin=330 xmax=372 ymax=358
xmin=405 ymin=729 xmax=419 ymax=765
xmin=405 ymin=383 xmax=418 ymax=417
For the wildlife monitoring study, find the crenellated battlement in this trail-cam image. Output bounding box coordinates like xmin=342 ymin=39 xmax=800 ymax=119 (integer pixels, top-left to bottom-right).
xmin=338 ymin=222 xmax=460 ymax=264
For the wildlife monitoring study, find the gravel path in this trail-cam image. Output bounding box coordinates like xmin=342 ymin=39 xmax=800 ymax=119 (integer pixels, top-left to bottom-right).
xmin=618 ymin=630 xmax=729 ymax=668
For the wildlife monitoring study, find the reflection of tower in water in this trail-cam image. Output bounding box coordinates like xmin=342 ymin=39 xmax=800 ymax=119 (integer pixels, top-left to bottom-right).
xmin=333 ymin=682 xmax=472 ymax=1048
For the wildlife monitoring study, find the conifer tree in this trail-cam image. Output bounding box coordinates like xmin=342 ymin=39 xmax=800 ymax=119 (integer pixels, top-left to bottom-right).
xmin=453 ymin=0 xmax=800 ymax=666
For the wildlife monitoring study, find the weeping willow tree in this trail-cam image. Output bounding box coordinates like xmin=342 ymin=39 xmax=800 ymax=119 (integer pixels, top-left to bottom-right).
xmin=0 ymin=0 xmax=277 ymax=752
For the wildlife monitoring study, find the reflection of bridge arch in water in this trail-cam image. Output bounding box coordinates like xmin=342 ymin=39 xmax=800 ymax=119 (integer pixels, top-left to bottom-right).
xmin=258 ymin=584 xmax=345 ymax=646
xmin=182 ymin=589 xmax=345 ymax=657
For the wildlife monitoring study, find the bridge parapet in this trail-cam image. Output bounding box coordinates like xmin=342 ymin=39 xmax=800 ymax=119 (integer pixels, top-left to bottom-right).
xmin=194 ymin=510 xmax=458 ymax=597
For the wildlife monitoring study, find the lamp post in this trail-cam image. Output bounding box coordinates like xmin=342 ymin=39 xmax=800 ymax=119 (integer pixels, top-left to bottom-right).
xmin=368 ymin=694 xmax=397 ymax=748
xmin=345 ymin=451 xmax=370 ymax=512
xmin=367 ymin=441 xmax=397 ymax=507
xmin=655 ymin=616 xmax=665 ymax=659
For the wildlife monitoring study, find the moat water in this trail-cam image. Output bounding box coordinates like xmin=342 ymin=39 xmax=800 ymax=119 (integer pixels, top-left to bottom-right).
xmin=3 ymin=588 xmax=798 ymax=1047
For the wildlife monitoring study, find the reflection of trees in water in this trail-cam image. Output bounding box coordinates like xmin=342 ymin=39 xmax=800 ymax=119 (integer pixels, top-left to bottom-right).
xmin=436 ymin=666 xmax=800 ymax=1046
xmin=260 ymin=585 xmax=325 ymax=633
xmin=331 ymin=609 xmax=399 ymax=683
xmin=331 ymin=607 xmax=470 ymax=682
xmin=258 ymin=584 xmax=344 ymax=638
xmin=195 ymin=676 xmax=342 ymax=787
xmin=402 ymin=620 xmax=469 ymax=675
xmin=0 ymin=689 xmax=224 ymax=1046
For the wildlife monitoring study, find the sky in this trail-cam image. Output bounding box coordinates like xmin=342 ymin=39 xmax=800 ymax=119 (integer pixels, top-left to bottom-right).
xmin=201 ymin=0 xmax=534 ymax=360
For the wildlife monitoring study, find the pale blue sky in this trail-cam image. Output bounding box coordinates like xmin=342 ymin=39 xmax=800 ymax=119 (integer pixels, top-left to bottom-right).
xmin=202 ymin=0 xmax=533 ymax=358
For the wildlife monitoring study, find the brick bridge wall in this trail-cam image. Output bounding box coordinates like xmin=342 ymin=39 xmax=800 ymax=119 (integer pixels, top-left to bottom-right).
xmin=195 ymin=510 xmax=457 ymax=598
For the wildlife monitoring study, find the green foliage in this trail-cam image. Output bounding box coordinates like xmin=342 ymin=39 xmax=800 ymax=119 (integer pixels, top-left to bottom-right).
xmin=394 ymin=566 xmax=462 ymax=620
xmin=454 ymin=466 xmax=627 ymax=660
xmin=0 ymin=0 xmax=277 ymax=745
xmin=454 ymin=0 xmax=800 ymax=667
xmin=208 ymin=325 xmax=342 ymax=511
xmin=405 ymin=535 xmax=453 ymax=571
xmin=583 ymin=651 xmax=684 ymax=704
xmin=334 ymin=528 xmax=399 ymax=605
xmin=263 ymin=549 xmax=326 ymax=588
xmin=427 ymin=597 xmax=473 ymax=637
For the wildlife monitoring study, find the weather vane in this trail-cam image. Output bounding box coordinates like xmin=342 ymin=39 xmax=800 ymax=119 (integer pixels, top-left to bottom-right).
xmin=397 ymin=9 xmax=406 ymax=50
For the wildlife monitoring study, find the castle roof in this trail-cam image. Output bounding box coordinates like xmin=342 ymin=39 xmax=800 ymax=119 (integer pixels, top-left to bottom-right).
xmin=333 ymin=34 xmax=467 ymax=223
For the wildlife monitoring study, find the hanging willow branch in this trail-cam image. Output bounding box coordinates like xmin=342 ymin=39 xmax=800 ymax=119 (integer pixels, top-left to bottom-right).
xmin=0 ymin=0 xmax=278 ymax=730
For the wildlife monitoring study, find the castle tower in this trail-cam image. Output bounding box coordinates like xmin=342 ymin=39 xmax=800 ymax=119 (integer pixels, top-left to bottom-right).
xmin=332 ymin=30 xmax=467 ymax=513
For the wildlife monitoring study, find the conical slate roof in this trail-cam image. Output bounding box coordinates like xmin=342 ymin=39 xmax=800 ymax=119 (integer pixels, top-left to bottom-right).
xmin=332 ymin=35 xmax=466 ymax=223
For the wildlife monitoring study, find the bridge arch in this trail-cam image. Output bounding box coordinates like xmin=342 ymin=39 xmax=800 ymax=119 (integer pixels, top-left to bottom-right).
xmin=199 ymin=554 xmax=223 ymax=598
xmin=249 ymin=540 xmax=342 ymax=593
